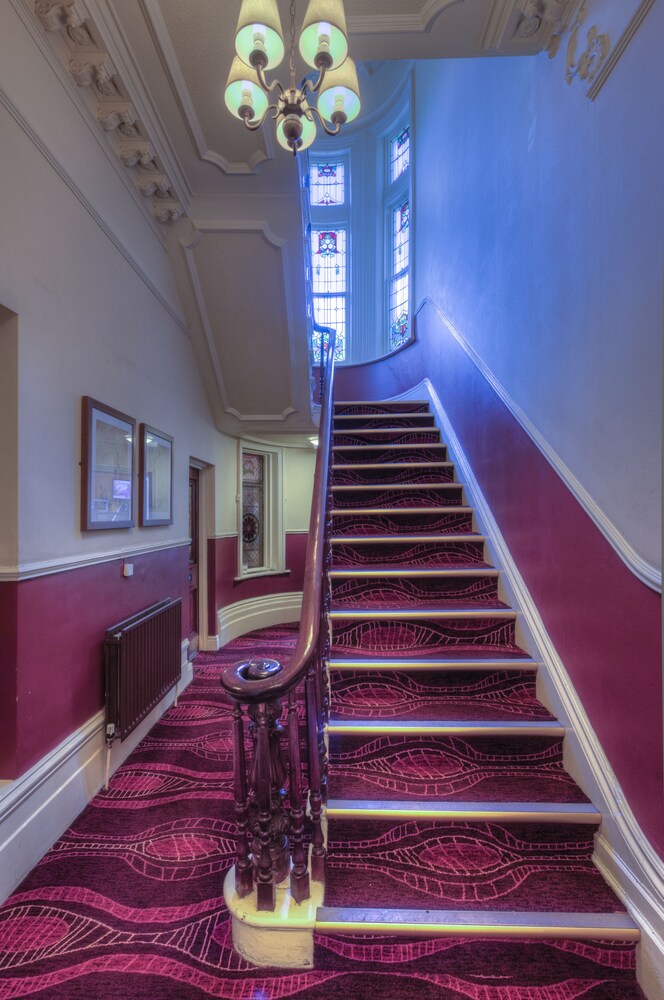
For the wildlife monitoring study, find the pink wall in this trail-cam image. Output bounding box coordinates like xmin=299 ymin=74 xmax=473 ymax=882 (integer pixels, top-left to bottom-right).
xmin=335 ymin=307 xmax=663 ymax=856
xmin=0 ymin=545 xmax=189 ymax=779
xmin=208 ymin=532 xmax=308 ymax=633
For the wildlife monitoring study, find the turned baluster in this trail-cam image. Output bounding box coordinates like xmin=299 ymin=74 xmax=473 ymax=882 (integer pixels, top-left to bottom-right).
xmin=232 ymin=701 xmax=253 ymax=897
xmin=306 ymin=662 xmax=326 ymax=882
xmin=288 ymin=688 xmax=310 ymax=903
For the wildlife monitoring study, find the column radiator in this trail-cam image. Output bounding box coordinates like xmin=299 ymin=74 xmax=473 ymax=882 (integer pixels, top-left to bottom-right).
xmin=103 ymin=597 xmax=182 ymax=744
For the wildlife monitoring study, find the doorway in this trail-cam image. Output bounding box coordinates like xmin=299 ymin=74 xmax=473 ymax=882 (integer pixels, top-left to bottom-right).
xmin=188 ymin=466 xmax=200 ymax=656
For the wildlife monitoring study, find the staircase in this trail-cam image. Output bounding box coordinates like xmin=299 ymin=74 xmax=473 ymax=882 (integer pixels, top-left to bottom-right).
xmin=313 ymin=399 xmax=644 ymax=992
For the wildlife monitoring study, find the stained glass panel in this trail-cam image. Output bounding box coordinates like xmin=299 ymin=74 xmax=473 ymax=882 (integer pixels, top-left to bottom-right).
xmin=389 ymin=125 xmax=410 ymax=183
xmin=389 ymin=273 xmax=410 ymax=350
xmin=310 ymin=162 xmax=345 ymax=206
xmin=312 ymin=298 xmax=346 ymax=361
xmin=241 ymin=453 xmax=264 ymax=569
xmin=392 ymin=200 xmax=410 ymax=274
xmin=311 ymin=227 xmax=347 ymax=360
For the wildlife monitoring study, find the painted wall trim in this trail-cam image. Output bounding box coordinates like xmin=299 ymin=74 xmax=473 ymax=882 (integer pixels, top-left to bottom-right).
xmin=0 ymin=84 xmax=187 ymax=337
xmin=396 ymin=375 xmax=664 ymax=992
xmin=217 ymin=591 xmax=303 ymax=646
xmin=587 ymin=0 xmax=656 ymax=101
xmin=0 ymin=538 xmax=191 ymax=582
xmin=414 ymin=298 xmax=661 ymax=592
xmin=0 ymin=639 xmax=191 ymax=904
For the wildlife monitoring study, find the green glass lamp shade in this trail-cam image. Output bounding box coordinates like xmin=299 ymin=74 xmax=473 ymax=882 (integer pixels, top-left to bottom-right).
xmin=317 ymin=56 xmax=360 ymax=123
xmin=235 ymin=0 xmax=285 ymax=69
xmin=299 ymin=0 xmax=348 ymax=69
xmin=225 ymin=57 xmax=269 ymax=120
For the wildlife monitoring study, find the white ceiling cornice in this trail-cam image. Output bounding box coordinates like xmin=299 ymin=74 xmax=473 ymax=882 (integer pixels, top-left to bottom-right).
xmin=349 ymin=0 xmax=464 ymax=35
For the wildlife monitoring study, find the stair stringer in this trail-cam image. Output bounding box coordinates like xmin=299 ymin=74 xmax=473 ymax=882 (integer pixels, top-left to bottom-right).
xmin=386 ymin=376 xmax=664 ymax=1000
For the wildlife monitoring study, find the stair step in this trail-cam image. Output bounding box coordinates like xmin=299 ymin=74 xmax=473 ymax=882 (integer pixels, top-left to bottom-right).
xmin=323 ymin=816 xmax=622 ymax=913
xmin=329 ymin=565 xmax=497 ymax=577
xmin=316 ymin=907 xmax=639 ymax=940
xmin=331 ymin=537 xmax=487 ymax=567
xmin=327 ymin=719 xmax=564 ymax=735
xmin=334 ymin=401 xmax=430 ymax=415
xmin=333 ymin=445 xmax=448 ymax=465
xmin=331 ymin=506 xmax=473 ymax=516
xmin=334 ymin=433 xmax=442 ymax=448
xmin=331 ymin=485 xmax=464 ymax=510
xmin=334 ymin=414 xmax=436 ymax=429
xmin=326 ymin=800 xmax=600 ymax=822
xmin=329 ymin=656 xmax=537 ymax=670
xmin=333 ymin=464 xmax=455 ymax=486
xmin=328 ymin=666 xmax=547 ymax=721
xmin=327 ymin=729 xmax=585 ymax=803
xmin=329 ymin=605 xmax=515 ymax=618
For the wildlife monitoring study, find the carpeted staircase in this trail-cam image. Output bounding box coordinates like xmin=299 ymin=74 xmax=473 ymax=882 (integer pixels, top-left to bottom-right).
xmin=311 ymin=398 xmax=645 ymax=996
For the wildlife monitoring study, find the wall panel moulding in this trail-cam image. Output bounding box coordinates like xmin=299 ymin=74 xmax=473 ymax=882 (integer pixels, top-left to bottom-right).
xmin=31 ymin=0 xmax=185 ymax=224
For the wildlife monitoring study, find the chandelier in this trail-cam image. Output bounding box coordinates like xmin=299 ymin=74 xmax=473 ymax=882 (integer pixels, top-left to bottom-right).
xmin=225 ymin=0 xmax=361 ymax=154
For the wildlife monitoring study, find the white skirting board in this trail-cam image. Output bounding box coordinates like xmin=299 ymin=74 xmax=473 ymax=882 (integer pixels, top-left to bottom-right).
xmin=391 ymin=377 xmax=664 ymax=999
xmin=0 ymin=639 xmax=192 ymax=904
xmin=217 ymin=592 xmax=303 ymax=646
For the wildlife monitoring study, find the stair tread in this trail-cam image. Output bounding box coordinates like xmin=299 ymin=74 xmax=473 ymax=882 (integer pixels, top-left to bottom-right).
xmin=332 ymin=506 xmax=474 ymax=514
xmin=332 ymin=534 xmax=484 ymax=543
xmin=316 ymin=906 xmax=638 ymax=934
xmin=330 ymin=603 xmax=515 ymax=616
xmin=326 ymin=800 xmax=599 ymax=817
xmin=329 ymin=654 xmax=537 ymax=668
xmin=327 ymin=719 xmax=564 ymax=732
xmin=334 ymin=462 xmax=453 ymax=469
xmin=329 ymin=564 xmax=496 ymax=576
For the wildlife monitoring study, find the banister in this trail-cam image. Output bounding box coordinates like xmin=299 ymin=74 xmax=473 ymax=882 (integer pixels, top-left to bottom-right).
xmin=220 ymin=323 xmax=336 ymax=704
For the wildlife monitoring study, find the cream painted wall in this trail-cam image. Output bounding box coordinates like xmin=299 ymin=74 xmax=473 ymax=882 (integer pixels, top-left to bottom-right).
xmin=414 ymin=2 xmax=662 ymax=573
xmin=0 ymin=4 xmax=224 ymax=569
xmin=283 ymin=446 xmax=317 ymax=531
xmin=0 ymin=309 xmax=19 ymax=568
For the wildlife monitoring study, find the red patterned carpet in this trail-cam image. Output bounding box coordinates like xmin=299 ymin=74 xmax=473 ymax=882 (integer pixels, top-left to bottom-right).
xmin=0 ymin=624 xmax=645 ymax=999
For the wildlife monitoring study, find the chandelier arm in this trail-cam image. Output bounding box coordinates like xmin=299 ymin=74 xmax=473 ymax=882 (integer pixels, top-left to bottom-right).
xmin=308 ymin=64 xmax=327 ymax=95
xmin=307 ymin=105 xmax=343 ymax=137
xmin=255 ymin=63 xmax=285 ymax=98
xmin=242 ymin=104 xmax=280 ymax=131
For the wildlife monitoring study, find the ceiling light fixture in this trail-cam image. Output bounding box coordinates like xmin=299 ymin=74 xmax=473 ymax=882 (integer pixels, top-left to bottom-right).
xmin=225 ymin=0 xmax=361 ymax=155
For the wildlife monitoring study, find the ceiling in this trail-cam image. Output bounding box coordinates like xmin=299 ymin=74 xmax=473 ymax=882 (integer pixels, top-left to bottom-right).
xmin=32 ymin=0 xmax=580 ymax=435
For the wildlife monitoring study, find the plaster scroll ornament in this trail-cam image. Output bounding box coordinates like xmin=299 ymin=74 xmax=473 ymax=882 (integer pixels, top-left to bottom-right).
xmin=154 ymin=203 xmax=184 ymax=224
xmin=565 ymin=5 xmax=610 ymax=85
xmin=69 ymin=53 xmax=118 ymax=97
xmin=137 ymin=175 xmax=170 ymax=199
xmin=119 ymin=142 xmax=157 ymax=171
xmin=35 ymin=1 xmax=88 ymax=36
xmin=96 ymin=102 xmax=139 ymax=137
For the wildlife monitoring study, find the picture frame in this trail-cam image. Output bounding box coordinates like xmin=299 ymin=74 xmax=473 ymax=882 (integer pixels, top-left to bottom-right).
xmin=139 ymin=424 xmax=173 ymax=526
xmin=81 ymin=397 xmax=135 ymax=531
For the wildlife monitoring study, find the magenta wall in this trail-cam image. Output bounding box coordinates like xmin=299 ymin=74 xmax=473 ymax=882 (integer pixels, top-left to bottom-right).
xmin=208 ymin=532 xmax=308 ymax=634
xmin=335 ymin=305 xmax=663 ymax=856
xmin=0 ymin=545 xmax=189 ymax=779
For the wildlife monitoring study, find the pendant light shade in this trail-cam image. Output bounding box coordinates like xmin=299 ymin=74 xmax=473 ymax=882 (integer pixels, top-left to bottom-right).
xmin=276 ymin=110 xmax=316 ymax=152
xmin=317 ymin=56 xmax=360 ymax=123
xmin=299 ymin=0 xmax=348 ymax=69
xmin=235 ymin=0 xmax=285 ymax=69
xmin=225 ymin=56 xmax=269 ymax=120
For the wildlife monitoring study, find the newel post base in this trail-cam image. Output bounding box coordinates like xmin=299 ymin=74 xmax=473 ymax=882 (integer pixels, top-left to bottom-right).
xmin=224 ymin=867 xmax=324 ymax=969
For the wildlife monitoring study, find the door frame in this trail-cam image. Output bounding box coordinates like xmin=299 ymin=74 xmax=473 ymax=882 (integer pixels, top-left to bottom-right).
xmin=189 ymin=458 xmax=217 ymax=653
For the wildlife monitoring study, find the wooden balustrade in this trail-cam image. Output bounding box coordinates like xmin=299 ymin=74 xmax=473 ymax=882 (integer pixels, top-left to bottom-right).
xmin=220 ymin=326 xmax=336 ymax=910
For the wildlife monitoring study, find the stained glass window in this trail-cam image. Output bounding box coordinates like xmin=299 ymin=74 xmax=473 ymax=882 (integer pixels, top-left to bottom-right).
xmin=241 ymin=453 xmax=264 ymax=569
xmin=311 ymin=228 xmax=347 ymax=360
xmin=310 ymin=162 xmax=345 ymax=206
xmin=389 ymin=125 xmax=410 ymax=183
xmin=389 ymin=199 xmax=410 ymax=350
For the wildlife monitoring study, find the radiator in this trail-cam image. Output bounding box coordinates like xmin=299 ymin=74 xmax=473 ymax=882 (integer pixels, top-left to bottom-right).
xmin=103 ymin=598 xmax=182 ymax=744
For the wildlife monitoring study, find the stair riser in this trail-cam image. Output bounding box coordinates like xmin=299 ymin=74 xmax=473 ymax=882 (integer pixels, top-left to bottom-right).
xmin=334 ymin=403 xmax=430 ymax=415
xmin=334 ymin=431 xmax=441 ymax=446
xmin=332 ymin=487 xmax=464 ymax=509
xmin=330 ymin=576 xmax=499 ymax=606
xmin=331 ymin=616 xmax=516 ymax=655
xmin=326 ymin=733 xmax=585 ymax=803
xmin=331 ymin=511 xmax=473 ymax=536
xmin=333 ymin=416 xmax=436 ymax=430
xmin=331 ymin=540 xmax=486 ymax=566
xmin=332 ymin=466 xmax=455 ymax=486
xmin=333 ymin=446 xmax=448 ymax=464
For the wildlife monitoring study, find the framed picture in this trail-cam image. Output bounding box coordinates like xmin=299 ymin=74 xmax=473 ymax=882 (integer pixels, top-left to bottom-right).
xmin=139 ymin=424 xmax=173 ymax=526
xmin=81 ymin=397 xmax=135 ymax=530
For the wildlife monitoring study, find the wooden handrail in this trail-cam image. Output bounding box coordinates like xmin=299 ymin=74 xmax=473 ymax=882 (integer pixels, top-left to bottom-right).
xmin=220 ymin=324 xmax=336 ymax=702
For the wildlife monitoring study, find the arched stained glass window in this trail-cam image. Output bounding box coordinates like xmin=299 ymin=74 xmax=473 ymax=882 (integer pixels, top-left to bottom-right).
xmin=390 ymin=126 xmax=410 ymax=183
xmin=389 ymin=198 xmax=410 ymax=350
xmin=311 ymin=227 xmax=347 ymax=360
xmin=310 ymin=162 xmax=345 ymax=206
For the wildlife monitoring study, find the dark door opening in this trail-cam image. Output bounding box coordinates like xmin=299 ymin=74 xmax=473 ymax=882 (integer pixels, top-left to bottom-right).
xmin=188 ymin=466 xmax=200 ymax=657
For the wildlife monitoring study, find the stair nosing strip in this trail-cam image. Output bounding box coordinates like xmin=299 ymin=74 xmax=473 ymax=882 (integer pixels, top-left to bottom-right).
xmin=329 ymin=567 xmax=498 ymax=578
xmin=315 ymin=907 xmax=639 ymax=939
xmin=333 ymin=462 xmax=453 ymax=469
xmin=329 ymin=606 xmax=516 ymax=618
xmin=328 ymin=658 xmax=539 ymax=670
xmin=331 ymin=507 xmax=474 ymax=515
xmin=331 ymin=534 xmax=485 ymax=543
xmin=327 ymin=719 xmax=564 ymax=735
xmin=325 ymin=799 xmax=600 ymax=822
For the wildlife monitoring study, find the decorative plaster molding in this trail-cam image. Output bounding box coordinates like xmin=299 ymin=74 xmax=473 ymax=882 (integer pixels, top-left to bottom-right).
xmin=154 ymin=201 xmax=184 ymax=223
xmin=480 ymin=0 xmax=582 ymax=54
xmin=140 ymin=0 xmax=271 ymax=176
xmin=118 ymin=140 xmax=157 ymax=170
xmin=0 ymin=82 xmax=188 ymax=334
xmin=393 ymin=374 xmax=664 ymax=989
xmin=29 ymin=0 xmax=185 ymax=222
xmin=565 ymin=4 xmax=610 ymax=86
xmin=0 ymin=537 xmax=190 ymax=582
xmin=414 ymin=299 xmax=661 ymax=592
xmin=586 ymin=0 xmax=654 ymax=101
xmin=180 ymin=221 xmax=298 ymax=425
xmin=348 ymin=0 xmax=463 ymax=35
xmin=217 ymin=591 xmax=303 ymax=646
